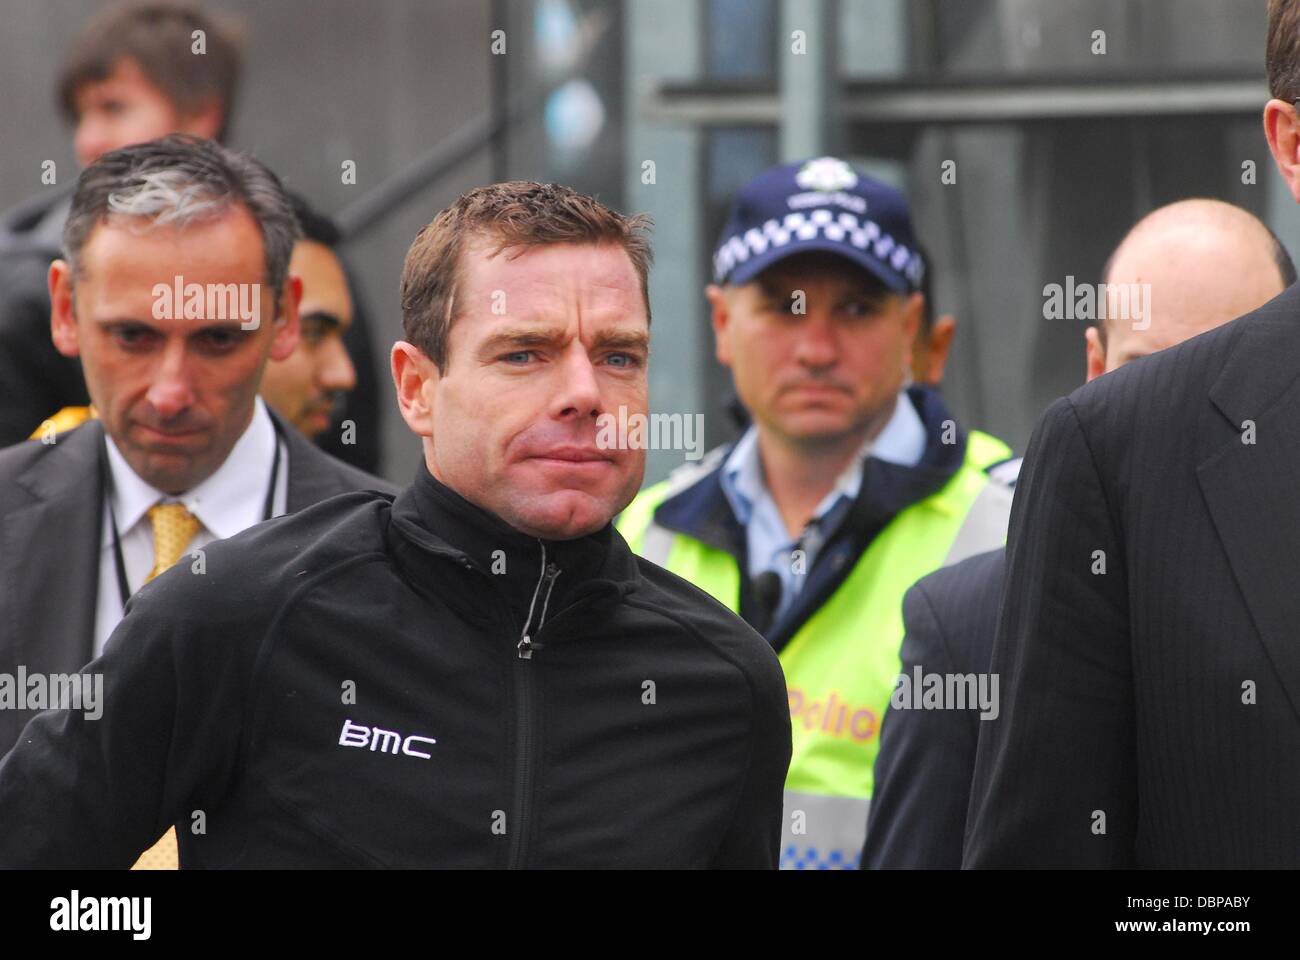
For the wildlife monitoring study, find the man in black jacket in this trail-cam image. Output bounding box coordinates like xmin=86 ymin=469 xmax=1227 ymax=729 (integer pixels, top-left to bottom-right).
xmin=862 ymin=199 xmax=1295 ymax=869
xmin=0 ymin=179 xmax=792 ymax=868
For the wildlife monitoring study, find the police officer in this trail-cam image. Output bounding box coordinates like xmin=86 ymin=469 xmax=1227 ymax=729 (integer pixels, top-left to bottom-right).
xmin=618 ymin=157 xmax=1013 ymax=868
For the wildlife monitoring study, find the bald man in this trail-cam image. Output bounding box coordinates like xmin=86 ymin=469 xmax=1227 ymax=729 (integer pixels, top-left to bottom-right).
xmin=862 ymin=198 xmax=1293 ymax=869
xmin=1085 ymin=198 xmax=1296 ymax=377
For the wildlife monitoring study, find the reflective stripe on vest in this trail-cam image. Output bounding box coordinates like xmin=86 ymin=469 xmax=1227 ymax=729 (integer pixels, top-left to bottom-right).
xmin=617 ymin=440 xmax=1011 ymax=869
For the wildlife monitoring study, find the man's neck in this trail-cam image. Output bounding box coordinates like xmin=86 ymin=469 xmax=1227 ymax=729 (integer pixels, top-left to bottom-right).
xmin=756 ymin=396 xmax=898 ymax=538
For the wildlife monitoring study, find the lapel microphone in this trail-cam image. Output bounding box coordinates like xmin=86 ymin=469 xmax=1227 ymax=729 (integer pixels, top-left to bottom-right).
xmin=753 ymin=571 xmax=783 ymax=636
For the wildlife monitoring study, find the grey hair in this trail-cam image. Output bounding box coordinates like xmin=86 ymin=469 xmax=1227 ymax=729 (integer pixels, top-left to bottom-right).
xmin=106 ymin=169 xmax=231 ymax=224
xmin=63 ymin=133 xmax=300 ymax=293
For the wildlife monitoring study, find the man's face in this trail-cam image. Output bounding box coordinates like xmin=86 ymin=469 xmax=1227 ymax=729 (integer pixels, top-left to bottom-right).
xmin=49 ymin=206 xmax=299 ymax=495
xmin=260 ymin=240 xmax=356 ymax=439
xmin=398 ymin=240 xmax=649 ymax=540
xmin=71 ymin=57 xmax=217 ymax=168
xmin=709 ymin=252 xmax=921 ymax=449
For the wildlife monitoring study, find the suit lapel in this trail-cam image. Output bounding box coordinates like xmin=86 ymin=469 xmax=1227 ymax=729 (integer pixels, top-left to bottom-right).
xmin=1197 ymin=303 xmax=1300 ymax=725
xmin=2 ymin=424 xmax=105 ymax=672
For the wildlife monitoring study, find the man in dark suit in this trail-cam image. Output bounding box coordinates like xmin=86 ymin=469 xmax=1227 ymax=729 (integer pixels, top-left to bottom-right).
xmin=961 ymin=6 xmax=1300 ymax=867
xmin=862 ymin=198 xmax=1294 ymax=868
xmin=0 ymin=414 xmax=387 ymax=752
xmin=0 ymin=135 xmax=392 ymax=808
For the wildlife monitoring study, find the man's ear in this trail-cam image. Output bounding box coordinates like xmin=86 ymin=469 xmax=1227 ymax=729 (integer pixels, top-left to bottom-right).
xmin=177 ymin=97 xmax=225 ymax=142
xmin=268 ymin=275 xmax=302 ymax=362
xmin=920 ymin=314 xmax=957 ymax=385
xmin=49 ymin=260 xmax=80 ymax=357
xmin=900 ymin=291 xmax=923 ymax=342
xmin=392 ymin=340 xmax=437 ymax=438
xmin=1264 ymin=98 xmax=1300 ymax=203
xmin=1084 ymin=325 xmax=1107 ymax=383
xmin=706 ymin=283 xmax=733 ymax=367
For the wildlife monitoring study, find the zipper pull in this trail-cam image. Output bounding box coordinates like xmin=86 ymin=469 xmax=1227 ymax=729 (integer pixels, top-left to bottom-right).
xmin=517 ymin=563 xmax=561 ymax=660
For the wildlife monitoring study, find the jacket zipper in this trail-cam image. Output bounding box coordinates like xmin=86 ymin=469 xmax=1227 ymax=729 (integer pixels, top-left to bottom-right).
xmin=507 ymin=542 xmax=560 ymax=869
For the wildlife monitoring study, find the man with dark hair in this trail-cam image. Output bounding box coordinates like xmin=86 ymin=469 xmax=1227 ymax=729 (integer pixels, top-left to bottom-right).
xmin=0 ymin=135 xmax=393 ymax=867
xmin=260 ymin=194 xmax=358 ymax=441
xmin=864 ymin=198 xmax=1292 ymax=869
xmin=58 ymin=0 xmax=243 ymax=167
xmin=963 ymin=1 xmax=1300 ymax=868
xmin=0 ymin=179 xmax=791 ymax=869
xmin=0 ymin=1 xmax=243 ymax=447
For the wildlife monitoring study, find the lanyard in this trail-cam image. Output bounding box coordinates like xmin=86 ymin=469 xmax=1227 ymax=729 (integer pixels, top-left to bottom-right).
xmin=100 ymin=415 xmax=285 ymax=608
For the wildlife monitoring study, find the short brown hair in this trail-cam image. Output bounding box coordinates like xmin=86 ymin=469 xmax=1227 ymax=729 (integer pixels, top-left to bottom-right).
xmin=400 ymin=181 xmax=654 ymax=372
xmin=58 ymin=1 xmax=244 ymax=142
xmin=1268 ymin=0 xmax=1300 ymax=101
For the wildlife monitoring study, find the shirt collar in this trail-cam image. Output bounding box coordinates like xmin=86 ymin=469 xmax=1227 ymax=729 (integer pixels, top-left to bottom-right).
xmin=103 ymin=432 xmax=166 ymax=538
xmin=103 ymin=397 xmax=280 ymax=540
xmin=719 ymin=425 xmax=763 ymax=526
xmin=719 ymin=388 xmax=926 ymax=529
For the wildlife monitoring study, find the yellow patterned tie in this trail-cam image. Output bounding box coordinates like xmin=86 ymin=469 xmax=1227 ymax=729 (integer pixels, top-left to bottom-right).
xmin=131 ymin=502 xmax=203 ymax=871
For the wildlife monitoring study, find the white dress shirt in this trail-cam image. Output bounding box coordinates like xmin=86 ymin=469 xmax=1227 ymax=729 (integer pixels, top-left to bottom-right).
xmin=94 ymin=397 xmax=289 ymax=656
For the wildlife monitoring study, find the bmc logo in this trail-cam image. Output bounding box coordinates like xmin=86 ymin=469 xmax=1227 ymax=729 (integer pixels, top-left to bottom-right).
xmin=338 ymin=718 xmax=437 ymax=759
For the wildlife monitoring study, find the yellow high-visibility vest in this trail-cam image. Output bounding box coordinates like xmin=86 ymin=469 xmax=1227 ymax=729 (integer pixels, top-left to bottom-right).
xmin=618 ymin=429 xmax=1012 ymax=868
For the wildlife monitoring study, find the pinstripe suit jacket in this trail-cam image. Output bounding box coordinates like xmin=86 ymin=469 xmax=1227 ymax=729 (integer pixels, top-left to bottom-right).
xmin=965 ymin=284 xmax=1300 ymax=867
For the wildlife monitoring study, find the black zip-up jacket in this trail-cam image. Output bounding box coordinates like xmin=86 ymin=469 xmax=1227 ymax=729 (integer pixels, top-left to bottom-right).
xmin=0 ymin=467 xmax=791 ymax=868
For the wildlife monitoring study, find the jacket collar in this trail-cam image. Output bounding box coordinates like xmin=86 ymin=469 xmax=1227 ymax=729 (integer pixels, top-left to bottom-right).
xmin=388 ymin=464 xmax=638 ymax=629
xmin=1205 ymin=285 xmax=1300 ymax=430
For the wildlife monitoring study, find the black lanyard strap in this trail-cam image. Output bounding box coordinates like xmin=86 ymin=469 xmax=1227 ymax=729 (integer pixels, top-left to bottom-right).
xmin=101 ymin=414 xmax=285 ymax=608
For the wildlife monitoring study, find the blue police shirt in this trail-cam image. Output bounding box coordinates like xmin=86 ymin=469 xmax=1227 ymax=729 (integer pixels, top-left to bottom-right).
xmin=719 ymin=389 xmax=926 ymax=624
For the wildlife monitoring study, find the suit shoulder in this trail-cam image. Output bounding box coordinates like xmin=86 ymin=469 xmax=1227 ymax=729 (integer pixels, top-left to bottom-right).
xmin=283 ymin=431 xmax=398 ymax=496
xmin=0 ymin=421 xmax=100 ymax=491
xmin=911 ymin=547 xmax=1005 ymax=616
xmin=0 ymin=436 xmax=50 ymax=475
xmin=906 ymin=548 xmax=1005 ymax=674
